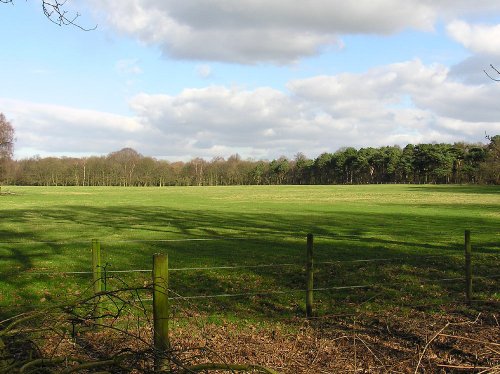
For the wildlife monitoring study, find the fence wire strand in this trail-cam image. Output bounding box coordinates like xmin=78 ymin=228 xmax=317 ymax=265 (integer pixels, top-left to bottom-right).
xmin=135 ymin=274 xmax=500 ymax=301
xmin=16 ymin=254 xmax=500 ymax=276
xmin=0 ymin=237 xmax=250 ymax=246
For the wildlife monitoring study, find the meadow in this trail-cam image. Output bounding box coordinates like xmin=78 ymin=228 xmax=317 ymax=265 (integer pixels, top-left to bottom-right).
xmin=1 ymin=184 xmax=499 ymax=320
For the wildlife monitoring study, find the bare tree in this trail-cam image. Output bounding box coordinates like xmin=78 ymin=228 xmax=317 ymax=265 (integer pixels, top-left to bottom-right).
xmin=0 ymin=113 xmax=14 ymax=161
xmin=0 ymin=0 xmax=96 ymax=30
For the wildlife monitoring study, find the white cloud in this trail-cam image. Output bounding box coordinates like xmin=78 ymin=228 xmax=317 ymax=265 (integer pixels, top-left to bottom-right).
xmin=88 ymin=0 xmax=500 ymax=64
xmin=127 ymin=60 xmax=500 ymax=158
xmin=447 ymin=20 xmax=500 ymax=56
xmin=449 ymin=55 xmax=499 ymax=84
xmin=0 ymin=99 xmax=147 ymax=158
xmin=3 ymin=59 xmax=500 ymax=160
xmin=89 ymin=0 xmax=431 ymax=64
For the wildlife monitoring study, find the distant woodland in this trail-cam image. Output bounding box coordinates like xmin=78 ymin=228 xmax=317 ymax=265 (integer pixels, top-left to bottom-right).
xmin=1 ymin=136 xmax=499 ymax=186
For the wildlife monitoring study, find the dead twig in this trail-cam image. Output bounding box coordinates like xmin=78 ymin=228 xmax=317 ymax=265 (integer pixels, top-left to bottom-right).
xmin=357 ymin=336 xmax=386 ymax=369
xmin=477 ymin=364 xmax=500 ymax=374
xmin=436 ymin=363 xmax=491 ymax=370
xmin=438 ymin=333 xmax=500 ymax=347
xmin=414 ymin=322 xmax=450 ymax=373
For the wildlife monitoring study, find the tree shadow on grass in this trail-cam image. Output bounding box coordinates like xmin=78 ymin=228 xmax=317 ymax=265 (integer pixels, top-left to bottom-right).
xmin=408 ymin=185 xmax=500 ymax=195
xmin=0 ymin=204 xmax=498 ymax=320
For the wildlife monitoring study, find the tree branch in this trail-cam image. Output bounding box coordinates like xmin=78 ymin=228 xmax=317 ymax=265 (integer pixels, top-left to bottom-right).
xmin=182 ymin=363 xmax=281 ymax=373
xmin=42 ymin=0 xmax=97 ymax=31
xmin=484 ymin=64 xmax=500 ymax=81
xmin=0 ymin=0 xmax=97 ymax=31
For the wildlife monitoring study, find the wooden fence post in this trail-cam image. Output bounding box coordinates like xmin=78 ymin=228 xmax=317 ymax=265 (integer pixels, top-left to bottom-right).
xmin=306 ymin=233 xmax=314 ymax=318
xmin=92 ymin=239 xmax=102 ymax=327
xmin=464 ymin=230 xmax=472 ymax=305
xmin=153 ymin=253 xmax=169 ymax=370
xmin=92 ymin=239 xmax=102 ymax=293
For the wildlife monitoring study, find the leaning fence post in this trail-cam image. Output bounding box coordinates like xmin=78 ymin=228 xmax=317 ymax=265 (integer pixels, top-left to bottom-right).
xmin=92 ymin=239 xmax=102 ymax=327
xmin=306 ymin=233 xmax=314 ymax=318
xmin=464 ymin=230 xmax=472 ymax=304
xmin=153 ymin=253 xmax=169 ymax=370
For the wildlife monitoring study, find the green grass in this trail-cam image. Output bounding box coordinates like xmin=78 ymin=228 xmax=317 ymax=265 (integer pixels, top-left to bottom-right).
xmin=0 ymin=185 xmax=499 ymax=320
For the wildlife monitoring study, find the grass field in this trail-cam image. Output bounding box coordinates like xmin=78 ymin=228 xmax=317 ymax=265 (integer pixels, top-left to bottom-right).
xmin=1 ymin=184 xmax=499 ymax=320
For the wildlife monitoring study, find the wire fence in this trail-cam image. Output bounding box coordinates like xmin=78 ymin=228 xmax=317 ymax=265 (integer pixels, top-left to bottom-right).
xmin=0 ymin=237 xmax=251 ymax=246
xmin=1 ymin=235 xmax=499 ymax=316
xmin=13 ymin=253 xmax=500 ymax=274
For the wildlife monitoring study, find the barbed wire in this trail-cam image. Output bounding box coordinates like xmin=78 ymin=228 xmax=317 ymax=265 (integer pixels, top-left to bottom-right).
xmin=168 ymin=274 xmax=500 ymax=301
xmin=126 ymin=274 xmax=500 ymax=302
xmin=1 ymin=233 xmax=498 ymax=246
xmin=167 ymin=284 xmax=374 ymax=301
xmin=165 ymin=297 xmax=500 ymax=323
xmin=0 ymin=237 xmax=250 ymax=246
xmin=15 ymin=251 xmax=500 ymax=276
xmin=1 ymin=274 xmax=498 ymax=309
xmin=315 ymin=254 xmax=451 ymax=265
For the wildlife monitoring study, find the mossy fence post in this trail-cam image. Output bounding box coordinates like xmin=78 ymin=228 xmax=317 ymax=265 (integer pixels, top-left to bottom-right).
xmin=464 ymin=230 xmax=472 ymax=304
xmin=92 ymin=239 xmax=102 ymax=326
xmin=306 ymin=233 xmax=314 ymax=318
xmin=153 ymin=253 xmax=169 ymax=371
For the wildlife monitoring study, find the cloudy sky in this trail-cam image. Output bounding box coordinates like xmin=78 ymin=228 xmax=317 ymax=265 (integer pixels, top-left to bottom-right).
xmin=1 ymin=1 xmax=500 ymax=161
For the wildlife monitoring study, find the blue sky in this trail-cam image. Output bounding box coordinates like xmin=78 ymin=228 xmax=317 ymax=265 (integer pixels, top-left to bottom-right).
xmin=1 ymin=1 xmax=500 ymax=160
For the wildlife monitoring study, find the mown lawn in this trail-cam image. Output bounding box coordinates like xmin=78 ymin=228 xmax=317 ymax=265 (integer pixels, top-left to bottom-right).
xmin=0 ymin=184 xmax=499 ymax=320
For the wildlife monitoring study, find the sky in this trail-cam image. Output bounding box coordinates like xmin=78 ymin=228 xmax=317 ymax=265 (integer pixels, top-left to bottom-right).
xmin=1 ymin=0 xmax=500 ymax=161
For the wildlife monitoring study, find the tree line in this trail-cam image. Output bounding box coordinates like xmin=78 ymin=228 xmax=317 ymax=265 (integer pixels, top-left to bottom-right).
xmin=1 ymin=137 xmax=498 ymax=186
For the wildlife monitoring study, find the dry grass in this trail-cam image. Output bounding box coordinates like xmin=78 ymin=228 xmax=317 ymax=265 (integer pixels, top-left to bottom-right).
xmin=169 ymin=309 xmax=500 ymax=373
xmin=3 ymin=304 xmax=498 ymax=373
